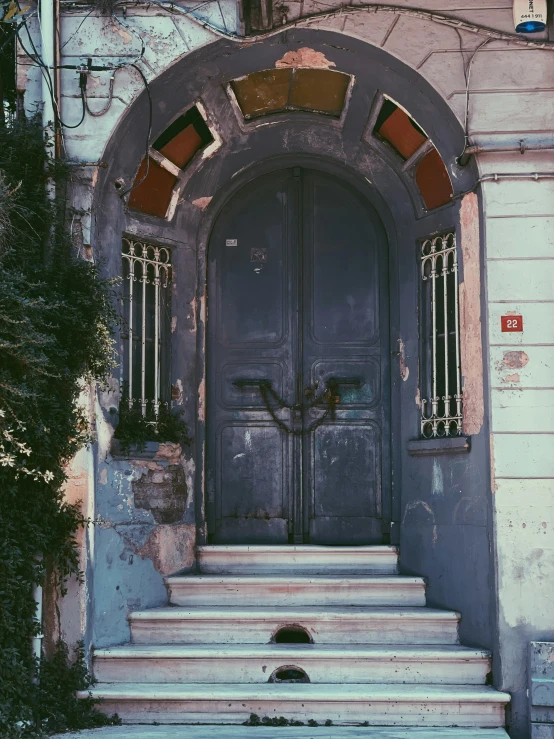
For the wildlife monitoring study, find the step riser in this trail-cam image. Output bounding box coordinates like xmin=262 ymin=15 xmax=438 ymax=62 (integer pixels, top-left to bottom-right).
xmin=167 ymin=581 xmax=426 ymax=608
xmin=130 ymin=618 xmax=459 ymax=645
xmin=96 ymin=699 xmax=506 ymax=727
xmin=198 ymin=549 xmax=399 ymax=576
xmin=93 ymin=656 xmax=489 ymax=685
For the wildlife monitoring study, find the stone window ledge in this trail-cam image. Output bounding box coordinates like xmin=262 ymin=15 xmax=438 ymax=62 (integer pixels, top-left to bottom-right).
xmin=110 ymin=439 xmax=161 ymax=460
xmin=407 ymin=436 xmax=470 ymax=457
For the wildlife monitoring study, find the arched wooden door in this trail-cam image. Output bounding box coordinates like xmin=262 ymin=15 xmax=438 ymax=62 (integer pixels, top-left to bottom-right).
xmin=206 ymin=167 xmax=391 ymax=544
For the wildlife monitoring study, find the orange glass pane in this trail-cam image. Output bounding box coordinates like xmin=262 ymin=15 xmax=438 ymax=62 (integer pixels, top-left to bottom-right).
xmin=377 ymin=107 xmax=427 ymax=160
xmin=415 ymin=148 xmax=453 ymax=210
xmin=128 ymin=158 xmax=177 ymax=218
xmin=231 ymin=69 xmax=292 ymax=118
xmin=289 ymin=69 xmax=350 ymax=116
xmin=160 ymin=124 xmax=203 ymax=169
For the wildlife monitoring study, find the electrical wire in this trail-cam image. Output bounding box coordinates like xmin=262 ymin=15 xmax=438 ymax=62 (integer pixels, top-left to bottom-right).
xmin=0 ymin=13 xmax=36 ymax=56
xmin=15 ymin=18 xmax=85 ymax=127
xmin=13 ymin=0 xmax=147 ymax=132
xmin=118 ymin=63 xmax=152 ymax=199
xmin=60 ymin=0 xmax=554 ymax=50
xmin=14 ymin=0 xmax=554 ymax=138
xmin=457 ymin=37 xmax=490 ymax=164
xmin=109 ymin=11 xmax=146 ymax=64
xmin=60 ymin=6 xmax=96 ymax=50
xmin=84 ymin=69 xmax=116 ymax=116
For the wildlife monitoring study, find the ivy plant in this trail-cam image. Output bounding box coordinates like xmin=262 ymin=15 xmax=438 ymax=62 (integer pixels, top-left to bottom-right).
xmin=0 ymin=119 xmax=118 ymax=737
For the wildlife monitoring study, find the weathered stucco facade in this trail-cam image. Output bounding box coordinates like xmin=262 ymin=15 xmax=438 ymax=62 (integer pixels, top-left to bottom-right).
xmin=18 ymin=2 xmax=554 ymax=736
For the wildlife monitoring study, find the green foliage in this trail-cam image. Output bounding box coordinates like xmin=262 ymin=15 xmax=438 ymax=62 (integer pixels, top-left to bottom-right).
xmin=114 ymin=400 xmax=191 ymax=454
xmin=34 ymin=642 xmax=120 ymax=735
xmin=243 ymin=714 xmax=306 ymax=727
xmin=0 ymin=118 xmax=117 ymax=736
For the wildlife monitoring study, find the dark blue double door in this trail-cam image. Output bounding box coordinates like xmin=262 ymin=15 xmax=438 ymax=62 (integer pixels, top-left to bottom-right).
xmin=207 ymin=167 xmax=390 ymax=544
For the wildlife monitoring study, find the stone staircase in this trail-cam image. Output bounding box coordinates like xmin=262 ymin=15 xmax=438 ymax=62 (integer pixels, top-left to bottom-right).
xmin=88 ymin=546 xmax=510 ymax=733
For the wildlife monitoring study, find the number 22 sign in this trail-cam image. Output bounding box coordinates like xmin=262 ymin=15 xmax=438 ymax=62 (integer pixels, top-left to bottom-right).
xmin=501 ymin=315 xmax=523 ymax=332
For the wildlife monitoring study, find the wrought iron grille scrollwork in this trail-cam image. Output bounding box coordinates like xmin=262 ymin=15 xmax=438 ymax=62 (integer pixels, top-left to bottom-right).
xmin=121 ymin=238 xmax=172 ymax=417
xmin=420 ymin=231 xmax=463 ymax=438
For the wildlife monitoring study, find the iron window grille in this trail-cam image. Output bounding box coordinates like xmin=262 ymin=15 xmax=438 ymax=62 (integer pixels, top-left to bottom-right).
xmin=121 ymin=237 xmax=172 ymax=416
xmin=420 ymin=231 xmax=463 ymax=438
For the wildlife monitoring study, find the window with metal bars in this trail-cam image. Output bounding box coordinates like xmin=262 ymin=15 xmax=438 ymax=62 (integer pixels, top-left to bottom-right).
xmin=121 ymin=237 xmax=172 ymax=416
xmin=420 ymin=231 xmax=463 ymax=438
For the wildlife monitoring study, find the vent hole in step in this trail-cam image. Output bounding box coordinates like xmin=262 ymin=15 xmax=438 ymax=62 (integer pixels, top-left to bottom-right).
xmin=272 ymin=625 xmax=313 ymax=644
xmin=269 ymin=665 xmax=310 ymax=683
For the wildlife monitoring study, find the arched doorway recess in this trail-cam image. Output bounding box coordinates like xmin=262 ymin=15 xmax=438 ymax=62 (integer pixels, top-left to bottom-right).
xmin=206 ymin=165 xmax=390 ymax=544
xmin=93 ymin=28 xmax=493 ymax=650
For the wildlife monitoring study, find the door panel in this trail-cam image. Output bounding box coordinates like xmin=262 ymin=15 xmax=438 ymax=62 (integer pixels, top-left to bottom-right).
xmin=207 ymin=170 xmax=297 ymax=543
xmin=302 ymin=171 xmax=389 ymax=544
xmin=207 ymin=167 xmax=389 ymax=544
xmin=309 ymin=177 xmax=379 ymax=346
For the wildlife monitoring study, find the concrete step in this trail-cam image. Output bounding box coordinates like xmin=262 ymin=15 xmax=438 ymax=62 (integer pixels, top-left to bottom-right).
xmin=93 ymin=643 xmax=490 ymax=685
xmin=166 ymin=575 xmax=426 ymax=607
xmin=85 ymin=682 xmax=510 ymax=726
xmin=197 ymin=545 xmax=399 ymax=575
xmin=129 ymin=606 xmax=460 ymax=645
xmin=52 ymin=727 xmax=511 ymax=739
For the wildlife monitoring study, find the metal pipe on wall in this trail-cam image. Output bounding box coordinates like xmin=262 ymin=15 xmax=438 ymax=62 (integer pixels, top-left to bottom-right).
xmin=34 ymin=0 xmax=57 ymax=670
xmin=32 ymin=577 xmax=43 ymax=678
xmin=458 ymin=142 xmax=554 ymax=165
xmin=39 ymin=0 xmax=55 ymax=149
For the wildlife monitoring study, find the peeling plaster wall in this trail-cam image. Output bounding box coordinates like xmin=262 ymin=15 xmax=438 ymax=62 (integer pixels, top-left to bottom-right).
xmin=92 ymin=438 xmax=196 ymax=647
xmin=16 ymin=3 xmax=554 ymax=736
xmin=91 ymin=369 xmax=197 ymax=646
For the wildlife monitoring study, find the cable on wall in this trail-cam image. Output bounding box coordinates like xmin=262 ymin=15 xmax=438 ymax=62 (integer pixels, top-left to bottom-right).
xmin=84 ymin=66 xmax=117 ymax=117
xmin=457 ymin=37 xmax=490 ymax=166
xmin=118 ymin=62 xmax=153 ymax=199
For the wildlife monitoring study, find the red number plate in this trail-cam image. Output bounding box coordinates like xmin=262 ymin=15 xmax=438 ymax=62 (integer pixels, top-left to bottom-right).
xmin=501 ymin=315 xmax=523 ymax=332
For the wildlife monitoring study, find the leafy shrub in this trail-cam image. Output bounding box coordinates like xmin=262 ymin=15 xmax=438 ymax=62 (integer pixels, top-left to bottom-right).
xmin=114 ymin=400 xmax=191 ymax=454
xmin=0 ymin=118 xmax=117 ymax=736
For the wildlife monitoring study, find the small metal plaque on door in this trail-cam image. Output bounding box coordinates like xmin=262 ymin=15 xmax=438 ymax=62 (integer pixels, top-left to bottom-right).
xmin=226 ymin=239 xmax=238 ymax=247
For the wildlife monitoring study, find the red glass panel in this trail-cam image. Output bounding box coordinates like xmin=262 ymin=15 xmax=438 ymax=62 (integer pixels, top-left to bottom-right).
xmin=415 ymin=149 xmax=453 ymax=210
xmin=160 ymin=124 xmax=203 ymax=169
xmin=128 ymin=158 xmax=177 ymax=218
xmin=377 ymin=107 xmax=427 ymax=160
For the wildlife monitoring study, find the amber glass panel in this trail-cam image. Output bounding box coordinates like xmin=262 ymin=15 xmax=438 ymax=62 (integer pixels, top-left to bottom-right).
xmin=128 ymin=158 xmax=177 ymax=218
xmin=289 ymin=69 xmax=350 ymax=116
xmin=377 ymin=107 xmax=427 ymax=160
xmin=231 ymin=69 xmax=292 ymax=118
xmin=415 ymin=148 xmax=453 ymax=210
xmin=160 ymin=125 xmax=203 ymax=169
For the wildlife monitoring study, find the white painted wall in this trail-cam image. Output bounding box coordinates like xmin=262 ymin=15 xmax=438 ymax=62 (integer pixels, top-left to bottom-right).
xmin=481 ymin=150 xmax=554 ymax=735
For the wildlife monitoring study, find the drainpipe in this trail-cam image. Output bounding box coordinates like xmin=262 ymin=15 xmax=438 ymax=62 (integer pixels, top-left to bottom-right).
xmin=54 ymin=0 xmax=61 ymax=157
xmin=34 ymin=0 xmax=56 ymax=672
xmin=40 ymin=0 xmax=56 ymax=153
xmin=32 ymin=579 xmax=43 ymax=673
xmin=32 ymin=558 xmax=44 ymax=678
xmin=458 ymin=140 xmax=554 ymax=166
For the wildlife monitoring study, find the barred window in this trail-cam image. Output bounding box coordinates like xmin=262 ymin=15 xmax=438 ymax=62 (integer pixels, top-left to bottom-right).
xmin=420 ymin=231 xmax=463 ymax=438
xmin=121 ymin=238 xmax=172 ymax=416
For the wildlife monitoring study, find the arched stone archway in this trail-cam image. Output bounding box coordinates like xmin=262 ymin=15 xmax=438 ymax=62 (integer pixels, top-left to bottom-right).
xmin=92 ymin=28 xmax=493 ymax=659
